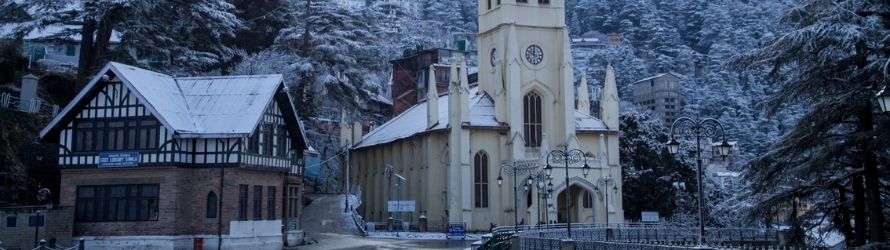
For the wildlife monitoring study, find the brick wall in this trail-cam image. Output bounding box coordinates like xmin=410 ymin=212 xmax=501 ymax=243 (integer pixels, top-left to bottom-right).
xmin=0 ymin=206 xmax=74 ymax=250
xmin=59 ymin=167 xmax=289 ymax=237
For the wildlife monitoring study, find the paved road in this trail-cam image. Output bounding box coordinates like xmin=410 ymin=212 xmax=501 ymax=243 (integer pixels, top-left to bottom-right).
xmin=297 ymin=194 xmax=472 ymax=250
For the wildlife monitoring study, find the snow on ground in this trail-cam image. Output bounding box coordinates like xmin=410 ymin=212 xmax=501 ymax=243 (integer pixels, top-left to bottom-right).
xmin=368 ymin=231 xmax=483 ymax=241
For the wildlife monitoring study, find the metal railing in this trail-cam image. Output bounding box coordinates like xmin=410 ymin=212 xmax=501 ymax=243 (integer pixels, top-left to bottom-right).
xmin=0 ymin=92 xmax=59 ymax=117
xmin=479 ymin=223 xmax=781 ymax=250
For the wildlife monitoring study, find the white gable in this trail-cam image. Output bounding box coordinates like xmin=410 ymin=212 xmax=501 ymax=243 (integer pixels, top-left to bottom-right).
xmin=40 ymin=62 xmax=295 ymax=139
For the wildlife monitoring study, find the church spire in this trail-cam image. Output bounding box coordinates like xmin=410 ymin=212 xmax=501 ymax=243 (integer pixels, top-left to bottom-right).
xmin=427 ymin=65 xmax=438 ymax=128
xmin=601 ymin=64 xmax=620 ymax=129
xmin=577 ymin=72 xmax=591 ymax=116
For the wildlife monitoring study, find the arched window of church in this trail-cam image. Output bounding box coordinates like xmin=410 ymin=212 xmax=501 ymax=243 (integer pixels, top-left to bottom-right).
xmin=473 ymin=151 xmax=489 ymax=208
xmin=523 ymin=91 xmax=543 ymax=147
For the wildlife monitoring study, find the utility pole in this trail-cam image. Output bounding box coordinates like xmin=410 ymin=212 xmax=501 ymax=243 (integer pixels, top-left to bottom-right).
xmin=344 ymin=139 xmax=350 ymax=213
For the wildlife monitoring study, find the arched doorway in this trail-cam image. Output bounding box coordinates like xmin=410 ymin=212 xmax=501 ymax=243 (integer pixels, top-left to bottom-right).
xmin=555 ymin=184 xmax=598 ymax=224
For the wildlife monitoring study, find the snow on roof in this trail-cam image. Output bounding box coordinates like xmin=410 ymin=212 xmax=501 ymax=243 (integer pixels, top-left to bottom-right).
xmin=0 ymin=24 xmax=122 ymax=43
xmin=354 ymin=86 xmax=501 ymax=149
xmin=575 ymin=110 xmax=609 ymax=132
xmin=713 ymin=172 xmax=741 ymax=178
xmin=354 ymin=87 xmax=611 ymax=149
xmin=634 ymin=72 xmax=682 ymax=84
xmin=39 ymin=62 xmax=293 ymax=139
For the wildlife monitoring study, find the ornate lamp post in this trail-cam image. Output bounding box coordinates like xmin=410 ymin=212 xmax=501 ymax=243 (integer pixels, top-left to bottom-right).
xmin=665 ymin=117 xmax=731 ymax=246
xmin=596 ymin=176 xmax=617 ymax=225
xmin=496 ymin=160 xmax=538 ymax=232
xmin=543 ymin=148 xmax=591 ymax=238
xmin=34 ymin=187 xmax=51 ymax=247
xmin=523 ymin=171 xmax=551 ymax=227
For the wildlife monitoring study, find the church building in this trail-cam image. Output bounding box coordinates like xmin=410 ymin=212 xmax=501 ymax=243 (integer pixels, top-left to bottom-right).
xmin=343 ymin=0 xmax=623 ymax=231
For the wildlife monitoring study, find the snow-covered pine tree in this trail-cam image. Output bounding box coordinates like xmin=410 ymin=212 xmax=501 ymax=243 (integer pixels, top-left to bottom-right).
xmin=619 ymin=109 xmax=699 ymax=221
xmin=732 ymin=0 xmax=890 ymax=246
xmin=12 ymin=0 xmax=242 ymax=86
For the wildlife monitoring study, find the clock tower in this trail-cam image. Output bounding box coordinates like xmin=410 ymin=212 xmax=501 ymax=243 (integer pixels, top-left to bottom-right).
xmin=477 ymin=0 xmax=576 ymax=160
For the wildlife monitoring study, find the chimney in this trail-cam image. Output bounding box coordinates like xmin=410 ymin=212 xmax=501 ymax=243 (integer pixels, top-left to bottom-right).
xmin=19 ymin=74 xmax=38 ymax=112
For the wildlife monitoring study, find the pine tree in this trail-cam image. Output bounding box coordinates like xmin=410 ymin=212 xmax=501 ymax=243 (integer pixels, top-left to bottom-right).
xmin=13 ymin=0 xmax=243 ymax=86
xmin=733 ymin=0 xmax=890 ymax=246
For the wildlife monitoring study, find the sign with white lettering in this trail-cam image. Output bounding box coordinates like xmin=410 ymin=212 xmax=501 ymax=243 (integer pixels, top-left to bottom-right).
xmin=387 ymin=200 xmax=416 ymax=212
xmin=447 ymin=222 xmax=466 ymax=239
xmin=98 ymin=152 xmax=140 ymax=168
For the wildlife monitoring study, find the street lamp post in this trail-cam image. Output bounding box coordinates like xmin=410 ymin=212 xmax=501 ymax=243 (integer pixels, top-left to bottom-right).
xmin=34 ymin=187 xmax=50 ymax=248
xmin=523 ymin=171 xmax=551 ymax=227
xmin=597 ymin=176 xmax=617 ymax=226
xmin=383 ymin=164 xmax=407 ymax=236
xmin=665 ymin=117 xmax=732 ymax=246
xmin=496 ymin=160 xmax=538 ymax=232
xmin=543 ymin=148 xmax=591 ymax=238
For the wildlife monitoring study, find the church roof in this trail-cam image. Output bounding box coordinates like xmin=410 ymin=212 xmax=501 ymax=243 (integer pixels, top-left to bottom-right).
xmin=39 ymin=62 xmax=307 ymax=140
xmin=353 ymin=86 xmax=611 ymax=149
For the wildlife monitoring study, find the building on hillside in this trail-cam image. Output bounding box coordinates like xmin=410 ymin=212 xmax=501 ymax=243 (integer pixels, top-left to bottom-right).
xmin=390 ymin=48 xmax=477 ymax=116
xmin=0 ymin=24 xmax=122 ymax=70
xmin=343 ymin=0 xmax=623 ymax=231
xmin=332 ymin=0 xmax=366 ymax=9
xmin=572 ymin=31 xmax=608 ymax=49
xmin=37 ymin=62 xmax=309 ymax=249
xmin=632 ymin=72 xmax=682 ymax=125
xmin=703 ymin=141 xmax=741 ymax=190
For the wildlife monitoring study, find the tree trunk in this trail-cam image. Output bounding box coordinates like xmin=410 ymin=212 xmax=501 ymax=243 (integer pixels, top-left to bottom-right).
xmin=300 ymin=0 xmax=311 ymax=56
xmin=859 ymin=104 xmax=886 ymax=243
xmin=836 ymin=185 xmax=854 ymax=246
xmin=852 ymin=173 xmax=868 ymax=246
xmin=75 ymin=14 xmax=97 ymax=91
xmin=89 ymin=17 xmax=114 ymax=70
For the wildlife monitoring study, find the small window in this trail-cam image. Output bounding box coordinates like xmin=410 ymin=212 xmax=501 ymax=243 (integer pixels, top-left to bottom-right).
xmin=28 ymin=215 xmax=44 ymax=227
xmin=238 ymin=185 xmax=248 ymax=220
xmin=583 ymin=191 xmax=593 ymax=208
xmin=6 ymin=215 xmax=15 ymax=227
xmin=487 ymin=0 xmax=491 ymax=9
xmin=538 ymin=0 xmax=550 ymax=5
xmin=517 ymin=0 xmax=528 ymax=3
xmin=206 ymin=192 xmax=218 ymax=218
xmin=267 ymin=186 xmax=276 ymax=220
xmin=253 ymin=185 xmax=263 ymax=220
xmin=65 ymin=44 xmax=76 ymax=56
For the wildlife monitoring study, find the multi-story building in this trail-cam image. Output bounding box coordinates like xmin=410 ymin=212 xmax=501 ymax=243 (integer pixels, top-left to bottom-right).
xmin=37 ymin=62 xmax=310 ymax=249
xmin=632 ymin=73 xmax=682 ymax=125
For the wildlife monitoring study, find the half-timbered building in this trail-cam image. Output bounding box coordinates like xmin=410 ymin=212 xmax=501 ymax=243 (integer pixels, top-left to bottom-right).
xmin=38 ymin=62 xmax=308 ymax=249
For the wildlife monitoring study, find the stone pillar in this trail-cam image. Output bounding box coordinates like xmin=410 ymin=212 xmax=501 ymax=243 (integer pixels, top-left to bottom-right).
xmin=19 ymin=74 xmax=38 ymax=112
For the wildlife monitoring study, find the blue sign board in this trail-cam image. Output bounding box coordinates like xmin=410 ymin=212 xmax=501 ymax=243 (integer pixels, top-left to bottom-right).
xmin=447 ymin=222 xmax=466 ymax=239
xmin=98 ymin=152 xmax=140 ymax=168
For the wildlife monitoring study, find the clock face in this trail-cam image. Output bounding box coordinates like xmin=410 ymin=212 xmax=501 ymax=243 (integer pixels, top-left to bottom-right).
xmin=525 ymin=45 xmax=544 ymax=65
xmin=490 ymin=48 xmax=498 ymax=66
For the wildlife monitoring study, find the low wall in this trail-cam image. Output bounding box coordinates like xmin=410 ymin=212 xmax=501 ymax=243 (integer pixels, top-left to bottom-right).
xmin=81 ymin=220 xmax=283 ymax=250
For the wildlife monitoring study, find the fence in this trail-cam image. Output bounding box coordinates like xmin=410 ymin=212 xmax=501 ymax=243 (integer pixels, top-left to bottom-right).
xmin=477 ymin=223 xmax=782 ymax=250
xmin=0 ymin=92 xmax=59 ymax=117
xmin=0 ymin=238 xmax=83 ymax=250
